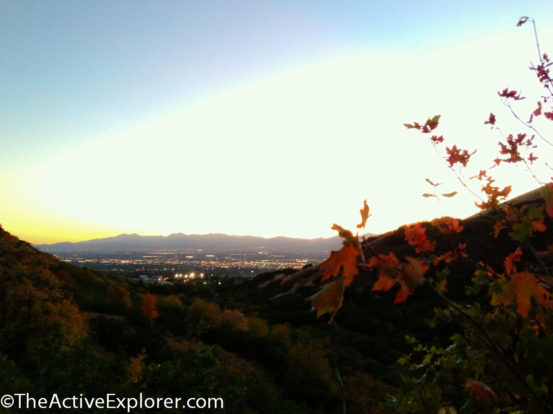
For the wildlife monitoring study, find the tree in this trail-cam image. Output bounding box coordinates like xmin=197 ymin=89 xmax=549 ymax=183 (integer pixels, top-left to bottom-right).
xmin=141 ymin=293 xmax=158 ymax=324
xmin=312 ymin=17 xmax=553 ymax=413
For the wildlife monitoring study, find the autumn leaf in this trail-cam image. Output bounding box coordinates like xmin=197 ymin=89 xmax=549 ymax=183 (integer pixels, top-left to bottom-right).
xmin=369 ymin=253 xmax=427 ymax=304
xmin=398 ymin=257 xmax=428 ymax=303
xmin=491 ymin=271 xmax=553 ymax=317
xmin=425 ymin=178 xmax=441 ymax=187
xmin=309 ymin=279 xmax=344 ymax=322
xmin=356 ymin=199 xmax=371 ymax=229
xmin=504 ymin=247 xmax=522 ymax=275
xmin=464 ymin=379 xmax=498 ymax=401
xmin=405 ymin=223 xmax=436 ymax=254
xmin=331 ymin=223 xmax=359 ymax=247
xmin=498 ymin=88 xmax=525 ymax=100
xmin=422 ymin=193 xmax=438 ymax=198
xmin=533 ymin=101 xmax=542 ymax=117
xmin=404 ymin=121 xmax=421 ymax=130
xmin=319 ymin=245 xmax=359 ymax=287
xmin=441 ymin=191 xmax=458 ymax=198
xmin=476 ymin=179 xmax=511 ymax=210
xmin=422 ymin=115 xmax=441 ymax=133
xmin=404 ymin=115 xmax=440 ymax=133
xmin=369 ymin=252 xmax=402 ymax=291
xmin=509 ymin=205 xmax=547 ymax=241
xmin=484 ymin=113 xmax=496 ymax=126
xmin=445 ymin=145 xmax=473 ymax=167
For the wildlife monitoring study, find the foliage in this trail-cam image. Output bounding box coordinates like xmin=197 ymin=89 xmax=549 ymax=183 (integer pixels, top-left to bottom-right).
xmin=312 ymin=16 xmax=553 ymax=413
xmin=140 ymin=292 xmax=159 ymax=324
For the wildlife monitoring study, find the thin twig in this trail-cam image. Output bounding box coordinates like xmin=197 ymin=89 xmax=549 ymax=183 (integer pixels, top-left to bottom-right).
xmin=505 ymin=102 xmax=553 ymax=147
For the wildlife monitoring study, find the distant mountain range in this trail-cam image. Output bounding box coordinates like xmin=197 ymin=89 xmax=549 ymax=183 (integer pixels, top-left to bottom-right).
xmin=35 ymin=233 xmax=343 ymax=257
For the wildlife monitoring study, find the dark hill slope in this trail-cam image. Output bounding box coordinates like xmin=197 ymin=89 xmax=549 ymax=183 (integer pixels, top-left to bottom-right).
xmin=212 ymin=186 xmax=553 ymax=386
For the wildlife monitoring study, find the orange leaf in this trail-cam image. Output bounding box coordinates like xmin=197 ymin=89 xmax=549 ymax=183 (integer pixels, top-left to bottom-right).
xmin=491 ymin=271 xmax=553 ymax=317
xmin=396 ymin=257 xmax=428 ymax=303
xmin=405 ymin=223 xmax=435 ymax=253
xmin=425 ymin=178 xmax=441 ymax=187
xmin=319 ymin=245 xmax=359 ymax=287
xmin=504 ymin=247 xmax=522 ymax=276
xmin=356 ymin=199 xmax=371 ymax=229
xmin=331 ymin=223 xmax=359 ymax=247
xmin=441 ymin=191 xmax=458 ymax=198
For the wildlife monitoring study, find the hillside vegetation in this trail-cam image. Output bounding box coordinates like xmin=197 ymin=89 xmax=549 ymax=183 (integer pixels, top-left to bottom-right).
xmin=1 ymin=185 xmax=551 ymax=413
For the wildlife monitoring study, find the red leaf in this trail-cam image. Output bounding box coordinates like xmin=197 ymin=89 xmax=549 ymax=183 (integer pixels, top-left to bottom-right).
xmin=504 ymin=247 xmax=522 ymax=275
xmin=484 ymin=113 xmax=496 ymax=126
xmin=533 ymin=101 xmax=542 ymax=116
xmin=445 ymin=145 xmax=473 ymax=167
xmin=405 ymin=223 xmax=436 ymax=253
xmin=464 ymin=379 xmax=498 ymax=402
xmin=498 ymin=88 xmax=525 ymax=101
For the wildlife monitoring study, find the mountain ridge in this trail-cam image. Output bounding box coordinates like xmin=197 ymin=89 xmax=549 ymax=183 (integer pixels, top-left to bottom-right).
xmin=34 ymin=232 xmax=346 ymax=256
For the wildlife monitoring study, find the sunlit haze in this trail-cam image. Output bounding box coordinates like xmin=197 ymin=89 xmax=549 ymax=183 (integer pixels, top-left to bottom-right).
xmin=2 ymin=1 xmax=553 ymax=243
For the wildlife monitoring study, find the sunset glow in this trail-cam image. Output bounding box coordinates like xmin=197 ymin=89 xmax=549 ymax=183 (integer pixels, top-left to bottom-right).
xmin=2 ymin=2 xmax=553 ymax=243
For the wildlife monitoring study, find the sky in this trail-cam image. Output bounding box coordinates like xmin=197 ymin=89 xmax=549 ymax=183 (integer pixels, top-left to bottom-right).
xmin=2 ymin=1 xmax=553 ymax=244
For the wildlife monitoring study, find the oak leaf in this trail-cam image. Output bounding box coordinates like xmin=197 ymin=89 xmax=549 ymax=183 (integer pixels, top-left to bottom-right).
xmin=491 ymin=271 xmax=553 ymax=317
xmin=319 ymin=245 xmax=359 ymax=287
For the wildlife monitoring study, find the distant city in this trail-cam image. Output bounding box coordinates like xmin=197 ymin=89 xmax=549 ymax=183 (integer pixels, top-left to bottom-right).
xmin=37 ymin=232 xmax=340 ymax=283
xmin=54 ymin=249 xmax=321 ymax=282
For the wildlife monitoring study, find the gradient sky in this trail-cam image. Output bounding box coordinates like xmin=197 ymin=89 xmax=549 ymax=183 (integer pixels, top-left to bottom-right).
xmin=2 ymin=1 xmax=553 ymax=243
